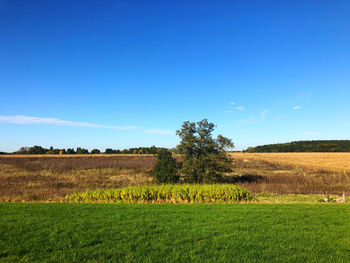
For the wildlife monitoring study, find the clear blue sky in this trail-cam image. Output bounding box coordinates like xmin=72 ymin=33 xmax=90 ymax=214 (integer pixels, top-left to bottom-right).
xmin=1 ymin=0 xmax=350 ymax=152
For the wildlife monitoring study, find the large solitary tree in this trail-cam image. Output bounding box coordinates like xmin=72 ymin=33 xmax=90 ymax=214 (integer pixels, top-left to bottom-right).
xmin=176 ymin=119 xmax=234 ymax=183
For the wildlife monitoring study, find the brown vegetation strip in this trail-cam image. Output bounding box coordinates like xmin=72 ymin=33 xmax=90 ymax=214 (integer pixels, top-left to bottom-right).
xmin=0 ymin=155 xmax=156 ymax=171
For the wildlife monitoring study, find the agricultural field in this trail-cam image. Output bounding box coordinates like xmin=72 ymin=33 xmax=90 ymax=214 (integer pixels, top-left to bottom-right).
xmin=229 ymin=152 xmax=350 ymax=195
xmin=230 ymin=152 xmax=350 ymax=173
xmin=1 ymin=153 xmax=350 ymax=202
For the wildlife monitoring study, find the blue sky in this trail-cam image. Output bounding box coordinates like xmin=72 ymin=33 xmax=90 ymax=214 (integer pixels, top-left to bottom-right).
xmin=1 ymin=0 xmax=350 ymax=152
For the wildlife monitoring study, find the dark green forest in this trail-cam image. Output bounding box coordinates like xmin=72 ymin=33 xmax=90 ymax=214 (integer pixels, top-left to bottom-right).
xmin=245 ymin=140 xmax=350 ymax=152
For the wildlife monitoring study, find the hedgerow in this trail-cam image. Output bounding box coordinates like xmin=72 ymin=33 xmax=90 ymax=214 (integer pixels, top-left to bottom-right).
xmin=66 ymin=184 xmax=253 ymax=203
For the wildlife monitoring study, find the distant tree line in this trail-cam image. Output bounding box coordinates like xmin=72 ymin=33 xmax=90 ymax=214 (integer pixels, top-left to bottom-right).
xmin=11 ymin=145 xmax=168 ymax=155
xmin=105 ymin=146 xmax=167 ymax=154
xmin=245 ymin=140 xmax=350 ymax=153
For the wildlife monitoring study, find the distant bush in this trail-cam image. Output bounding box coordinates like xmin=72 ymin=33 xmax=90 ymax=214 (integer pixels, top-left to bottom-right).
xmin=104 ymin=146 xmax=168 ymax=154
xmin=66 ymin=184 xmax=253 ymax=203
xmin=66 ymin=148 xmax=76 ymax=154
xmin=151 ymin=149 xmax=179 ymax=183
xmin=76 ymin=147 xmax=89 ymax=154
xmin=16 ymin=145 xmax=47 ymax=154
xmin=46 ymin=146 xmax=60 ymax=154
xmin=105 ymin=148 xmax=119 ymax=154
xmin=90 ymin=149 xmax=101 ymax=154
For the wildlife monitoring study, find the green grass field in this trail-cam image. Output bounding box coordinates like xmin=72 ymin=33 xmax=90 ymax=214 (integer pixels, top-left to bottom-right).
xmin=0 ymin=203 xmax=349 ymax=263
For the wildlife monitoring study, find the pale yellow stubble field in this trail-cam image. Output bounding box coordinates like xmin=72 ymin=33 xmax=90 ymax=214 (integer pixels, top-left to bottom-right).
xmin=230 ymin=152 xmax=350 ymax=173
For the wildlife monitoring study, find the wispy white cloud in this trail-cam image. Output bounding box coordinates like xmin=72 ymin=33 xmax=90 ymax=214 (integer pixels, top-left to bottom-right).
xmin=261 ymin=109 xmax=268 ymax=117
xmin=236 ymin=106 xmax=244 ymax=111
xmin=0 ymin=115 xmax=177 ymax=135
xmin=0 ymin=115 xmax=138 ymax=130
xmin=230 ymin=102 xmax=236 ymax=105
xmin=224 ymin=110 xmax=234 ymax=113
xmin=293 ymin=106 xmax=301 ymax=110
xmin=145 ymin=129 xmax=174 ymax=135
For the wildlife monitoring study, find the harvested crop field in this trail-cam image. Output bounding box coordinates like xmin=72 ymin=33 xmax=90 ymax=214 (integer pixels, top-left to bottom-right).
xmin=230 ymin=153 xmax=350 ymax=173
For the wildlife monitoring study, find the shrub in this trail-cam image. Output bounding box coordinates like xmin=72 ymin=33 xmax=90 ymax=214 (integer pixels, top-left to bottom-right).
xmin=66 ymin=184 xmax=253 ymax=203
xmin=151 ymin=149 xmax=179 ymax=183
xmin=76 ymin=147 xmax=89 ymax=154
xmin=66 ymin=148 xmax=76 ymax=154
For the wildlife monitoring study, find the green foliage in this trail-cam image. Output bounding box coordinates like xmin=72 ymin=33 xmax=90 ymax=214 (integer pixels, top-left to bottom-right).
xmin=76 ymin=147 xmax=89 ymax=154
xmin=46 ymin=146 xmax=60 ymax=154
xmin=245 ymin=140 xmax=350 ymax=153
xmin=90 ymin=149 xmax=101 ymax=154
xmin=13 ymin=145 xmax=168 ymax=155
xmin=181 ymin=153 xmax=232 ymax=183
xmin=66 ymin=184 xmax=253 ymax=203
xmin=105 ymin=146 xmax=167 ymax=154
xmin=16 ymin=145 xmax=48 ymax=154
xmin=176 ymin=119 xmax=234 ymax=183
xmin=66 ymin=148 xmax=76 ymax=154
xmin=105 ymin=148 xmax=119 ymax=154
xmin=151 ymin=149 xmax=179 ymax=183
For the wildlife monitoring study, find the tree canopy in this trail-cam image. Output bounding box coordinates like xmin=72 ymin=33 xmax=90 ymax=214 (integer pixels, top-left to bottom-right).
xmin=176 ymin=119 xmax=234 ymax=183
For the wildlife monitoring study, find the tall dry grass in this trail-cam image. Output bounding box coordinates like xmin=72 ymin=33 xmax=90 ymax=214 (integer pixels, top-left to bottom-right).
xmin=0 ymin=155 xmax=156 ymax=202
xmin=228 ymin=155 xmax=350 ymax=195
xmin=0 ymin=155 xmax=156 ymax=171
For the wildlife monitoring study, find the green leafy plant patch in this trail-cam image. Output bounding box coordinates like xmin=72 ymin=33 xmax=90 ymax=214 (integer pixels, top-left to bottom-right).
xmin=66 ymin=184 xmax=253 ymax=203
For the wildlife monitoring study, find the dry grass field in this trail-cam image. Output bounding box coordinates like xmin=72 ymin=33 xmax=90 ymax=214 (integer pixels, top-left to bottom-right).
xmin=0 ymin=154 xmax=156 ymax=171
xmin=230 ymin=152 xmax=350 ymax=173
xmin=0 ymin=155 xmax=156 ymax=202
xmin=0 ymin=153 xmax=349 ymax=202
xmin=228 ymin=155 xmax=350 ymax=195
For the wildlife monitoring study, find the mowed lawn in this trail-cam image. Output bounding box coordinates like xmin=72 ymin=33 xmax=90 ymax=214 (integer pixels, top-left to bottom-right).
xmin=0 ymin=204 xmax=349 ymax=263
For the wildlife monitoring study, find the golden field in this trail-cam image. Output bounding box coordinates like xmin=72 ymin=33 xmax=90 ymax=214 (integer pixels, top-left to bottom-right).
xmin=230 ymin=152 xmax=350 ymax=173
